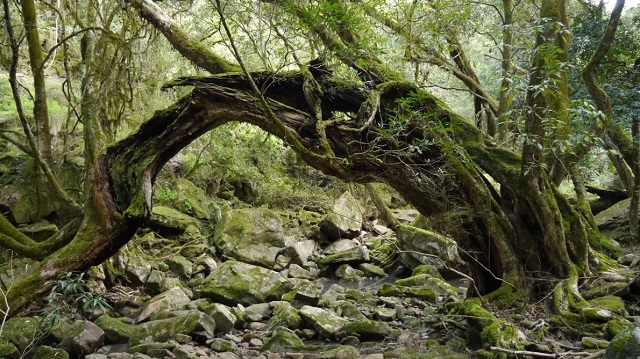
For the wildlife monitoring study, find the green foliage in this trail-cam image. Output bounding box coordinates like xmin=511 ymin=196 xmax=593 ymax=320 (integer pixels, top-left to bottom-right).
xmin=40 ymin=272 xmax=110 ymax=330
xmin=157 ymin=187 xmax=179 ymax=203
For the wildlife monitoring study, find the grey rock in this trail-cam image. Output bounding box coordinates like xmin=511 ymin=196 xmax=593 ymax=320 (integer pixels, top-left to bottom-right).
xmin=324 ymin=239 xmax=358 ymax=255
xmin=286 ymin=240 xmax=317 ymax=266
xmin=335 ymin=264 xmax=364 ymax=280
xmin=288 ymin=264 xmax=317 ymax=280
xmin=198 ymin=261 xmax=290 ymax=306
xmin=144 ymin=270 xmax=166 ymax=295
xmin=299 ymin=306 xmax=349 ymax=338
xmin=261 ymin=327 xmax=305 ymax=352
xmin=212 ymin=208 xmax=286 ymax=268
xmin=129 ymin=310 xmax=215 ymax=346
xmin=321 ymin=284 xmax=346 ymax=303
xmin=166 ymin=256 xmax=194 ymax=279
xmin=200 ymin=303 xmax=237 ymax=334
xmin=605 ymin=320 xmax=640 ymax=358
xmin=320 ymin=192 xmax=363 ymax=240
xmin=395 ymin=224 xmax=464 ymax=272
xmin=288 ymin=278 xmax=323 ymax=304
xmin=136 ymin=286 xmax=191 ymax=323
xmin=317 ymin=246 xmax=369 ymax=266
xmin=94 ymin=314 xmax=135 ymax=344
xmin=56 ymin=320 xmax=105 ymax=357
xmin=150 ymin=206 xmax=200 ymax=233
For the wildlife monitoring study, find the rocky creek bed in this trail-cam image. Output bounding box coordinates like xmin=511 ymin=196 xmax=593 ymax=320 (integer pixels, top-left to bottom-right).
xmin=2 ymin=188 xmax=640 ymax=359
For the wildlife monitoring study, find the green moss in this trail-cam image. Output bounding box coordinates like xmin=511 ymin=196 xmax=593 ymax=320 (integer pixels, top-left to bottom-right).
xmin=453 ymin=299 xmax=521 ymax=355
xmin=94 ymin=314 xmax=135 ymax=344
xmin=318 ymin=345 xmax=361 ymax=359
xmin=588 ymin=296 xmax=627 ymax=315
xmin=0 ymin=341 xmax=18 ymax=358
xmin=605 ymin=318 xmax=632 ymax=340
xmin=588 ymin=232 xmax=623 ymax=258
xmin=261 ymin=327 xmax=305 ymax=353
xmin=268 ymin=303 xmax=302 ymax=330
xmin=30 ymin=345 xmax=69 ymax=359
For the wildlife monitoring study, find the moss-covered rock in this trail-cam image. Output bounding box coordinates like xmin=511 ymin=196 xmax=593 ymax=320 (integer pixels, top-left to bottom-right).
xmin=299 ymin=305 xmax=349 ymax=339
xmin=395 ymin=224 xmax=464 ymax=272
xmin=166 ymin=255 xmax=194 ymax=279
xmin=595 ymin=198 xmax=632 ymax=245
xmin=197 ymin=261 xmax=290 ymax=306
xmin=260 ymin=326 xmax=305 ymax=352
xmin=129 ymin=310 xmax=215 ymax=346
xmin=1 ymin=317 xmax=40 ymax=351
xmin=319 ymin=192 xmax=363 ymax=240
xmin=452 ymin=299 xmax=523 ymax=356
xmin=94 ymin=314 xmax=135 ymax=344
xmin=318 ymin=345 xmax=361 ymax=359
xmin=316 ymin=246 xmax=370 ymax=266
xmin=150 ymin=206 xmax=201 ymax=234
xmin=197 ymin=302 xmax=237 ymax=334
xmin=0 ymin=341 xmax=18 ymax=359
xmin=211 ymin=207 xmax=288 ymax=268
xmin=135 ymin=286 xmax=192 ymax=323
xmin=268 ymin=302 xmax=303 ymax=330
xmin=366 ymin=234 xmax=398 ymax=269
xmin=52 ymin=320 xmax=105 ymax=358
xmin=582 ymin=336 xmax=610 ymax=349
xmin=343 ymin=320 xmax=391 ymax=340
xmin=30 ymin=345 xmax=69 ymax=359
xmin=155 ymin=178 xmax=220 ymax=220
xmin=378 ymin=283 xmax=437 ymax=301
xmin=604 ymin=320 xmax=640 ymax=359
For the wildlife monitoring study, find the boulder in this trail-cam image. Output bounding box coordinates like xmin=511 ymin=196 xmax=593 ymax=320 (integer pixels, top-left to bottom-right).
xmin=129 ymin=310 xmax=215 ymax=346
xmin=288 ymin=264 xmax=317 ymax=280
xmin=319 ymin=345 xmax=362 ymax=359
xmin=316 ymin=246 xmax=370 ymax=266
xmin=596 ymin=198 xmax=631 ymax=244
xmin=1 ymin=317 xmax=39 ymax=351
xmin=286 ymin=240 xmax=317 ymax=266
xmin=30 ymin=345 xmax=69 ymax=359
xmin=155 ymin=178 xmax=220 ymax=221
xmin=124 ymin=255 xmax=152 ymax=287
xmin=605 ymin=320 xmax=640 ymax=359
xmin=344 ymin=321 xmax=391 ymax=341
xmin=136 ymin=286 xmax=192 ymax=323
xmin=365 ymin=235 xmax=398 ymax=269
xmin=358 ymin=263 xmax=386 ymax=277
xmin=268 ymin=302 xmax=303 ymax=330
xmin=0 ymin=342 xmax=18 ymax=359
xmin=0 ymin=258 xmax=38 ymax=291
xmin=166 ymin=255 xmax=194 ymax=279
xmin=94 ymin=315 xmax=135 ymax=344
xmin=286 ymin=278 xmax=323 ymax=304
xmin=150 ymin=206 xmax=201 ymax=234
xmin=197 ymin=261 xmax=290 ymax=306
xmin=211 ymin=208 xmax=289 ymax=268
xmin=261 ymin=327 xmax=305 ymax=353
xmin=320 ymin=192 xmax=363 ymax=240
xmin=324 ymin=239 xmax=358 ymax=255
xmin=18 ymin=220 xmax=57 ymax=242
xmin=335 ymin=264 xmax=364 ymax=280
xmin=299 ymin=306 xmax=349 ymax=338
xmin=395 ymin=224 xmax=464 ymax=272
xmin=54 ymin=320 xmax=105 ymax=358
xmin=198 ymin=303 xmax=237 ymax=334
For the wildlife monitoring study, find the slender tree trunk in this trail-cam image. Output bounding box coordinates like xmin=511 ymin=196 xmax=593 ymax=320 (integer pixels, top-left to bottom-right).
xmin=631 ymin=119 xmax=640 ymax=241
xmin=497 ymin=0 xmax=514 ymax=142
xmin=21 ymin=0 xmax=54 ymax=167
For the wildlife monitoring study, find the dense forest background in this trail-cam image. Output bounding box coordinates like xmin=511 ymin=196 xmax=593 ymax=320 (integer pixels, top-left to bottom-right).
xmin=1 ymin=0 xmax=640 ymax=357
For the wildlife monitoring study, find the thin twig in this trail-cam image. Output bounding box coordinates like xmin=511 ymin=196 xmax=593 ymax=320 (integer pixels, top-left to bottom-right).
xmin=490 ymin=346 xmax=603 ymax=358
